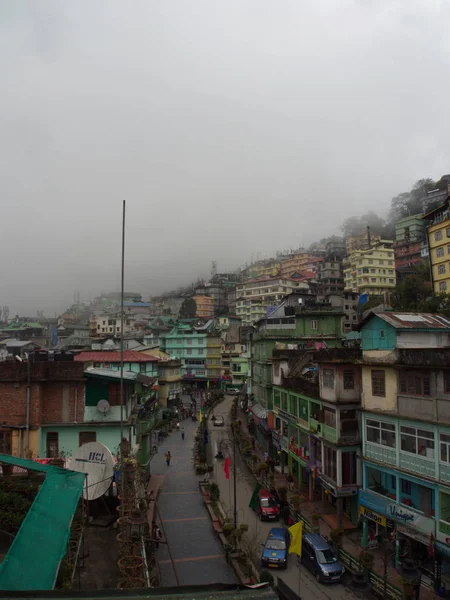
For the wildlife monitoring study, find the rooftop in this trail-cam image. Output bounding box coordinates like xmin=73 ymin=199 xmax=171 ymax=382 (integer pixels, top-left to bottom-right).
xmin=359 ymin=311 xmax=450 ymax=331
xmin=74 ymin=351 xmax=160 ymax=363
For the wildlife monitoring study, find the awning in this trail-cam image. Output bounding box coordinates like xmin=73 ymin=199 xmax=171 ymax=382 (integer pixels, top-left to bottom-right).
xmin=250 ymin=403 xmax=267 ymax=420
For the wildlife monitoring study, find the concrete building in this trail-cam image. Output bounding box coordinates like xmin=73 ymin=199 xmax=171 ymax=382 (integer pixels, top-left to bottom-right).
xmin=194 ymin=295 xmax=214 ymax=318
xmin=279 ymin=254 xmax=323 ymax=278
xmin=74 ymin=350 xmax=160 ymax=377
xmin=346 ymin=232 xmax=381 ymax=254
xmin=317 ymin=257 xmax=344 ymax=296
xmin=236 ymin=277 xmax=310 ymax=325
xmin=357 ymin=311 xmax=450 ymax=588
xmin=157 ymin=359 xmax=182 ymax=408
xmin=343 ymin=243 xmax=396 ymax=296
xmin=423 ymin=193 xmax=450 ymax=294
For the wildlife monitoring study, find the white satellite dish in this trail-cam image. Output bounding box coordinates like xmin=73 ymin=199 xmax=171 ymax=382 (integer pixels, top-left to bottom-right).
xmin=97 ymin=399 xmax=110 ymax=414
xmin=67 ymin=442 xmax=114 ymax=500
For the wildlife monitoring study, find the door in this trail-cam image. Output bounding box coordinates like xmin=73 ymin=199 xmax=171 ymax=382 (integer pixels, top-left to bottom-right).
xmin=418 ymin=485 xmax=433 ymax=515
xmin=0 ymin=430 xmax=12 ymax=454
xmin=46 ymin=432 xmax=59 ymax=458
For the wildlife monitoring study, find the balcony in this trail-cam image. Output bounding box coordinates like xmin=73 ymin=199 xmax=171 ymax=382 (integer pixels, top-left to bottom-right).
xmin=323 ymin=424 xmax=337 ymax=443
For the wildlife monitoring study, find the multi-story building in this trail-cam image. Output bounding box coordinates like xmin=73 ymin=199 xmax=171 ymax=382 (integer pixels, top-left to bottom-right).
xmin=157 ymin=359 xmax=182 ymax=408
xmin=162 ymin=321 xmax=219 ymax=388
xmin=193 ymin=295 xmax=214 ymax=318
xmin=206 ymin=333 xmax=223 ymax=386
xmin=346 ymin=232 xmax=381 ymax=255
xmin=241 ymin=260 xmax=281 ymax=280
xmin=317 ymin=256 xmax=344 ymax=296
xmin=357 ymin=311 xmax=450 ymax=589
xmin=249 ymin=303 xmax=344 ymax=451
xmin=74 ymin=350 xmax=160 ymax=377
xmin=280 ymin=254 xmax=323 ymax=278
xmin=423 ymin=193 xmax=450 ymax=294
xmin=394 ymin=215 xmax=426 ymax=276
xmin=236 ymin=277 xmax=310 ymax=325
xmin=343 ymin=243 xmax=396 ymax=296
xmin=91 ymin=312 xmax=137 ymax=337
xmin=326 ymin=292 xmax=358 ymax=332
xmin=270 ymin=348 xmax=362 ymax=526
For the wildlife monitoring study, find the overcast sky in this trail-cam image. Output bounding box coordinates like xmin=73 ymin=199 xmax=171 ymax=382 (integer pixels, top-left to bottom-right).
xmin=2 ymin=1 xmax=449 ymax=316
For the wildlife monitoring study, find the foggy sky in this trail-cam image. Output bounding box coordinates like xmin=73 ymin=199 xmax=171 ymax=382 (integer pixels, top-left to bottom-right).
xmin=2 ymin=1 xmax=450 ymax=316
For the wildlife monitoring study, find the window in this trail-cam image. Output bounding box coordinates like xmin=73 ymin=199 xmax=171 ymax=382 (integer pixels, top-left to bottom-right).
xmin=343 ymin=370 xmax=355 ymax=390
xmin=368 ymin=259 xmax=373 ymax=264
xmin=447 ymin=228 xmax=450 ymax=238
xmin=399 ymin=372 xmax=430 ymax=396
xmin=187 ymin=339 xmax=192 ymax=345
xmin=366 ymin=419 xmax=395 ymax=447
xmin=46 ymin=432 xmax=59 ymax=458
xmin=363 ymin=267 xmax=369 ymax=273
xmin=440 ymin=282 xmax=448 ymax=292
xmin=437 ymin=247 xmax=445 ymax=258
xmin=187 ymin=348 xmax=192 ymax=355
xmin=177 ymin=339 xmax=182 ymax=344
xmin=440 ymin=433 xmax=450 ymax=463
xmin=0 ymin=430 xmax=12 ymax=454
xmin=323 ymin=368 xmax=334 ymax=389
xmin=391 ymin=475 xmax=397 ymax=490
xmin=371 ymin=370 xmax=386 ymax=397
xmin=445 ymin=372 xmax=450 ymax=393
xmin=439 ymin=264 xmax=446 ymax=275
xmin=311 ymin=320 xmax=318 ymax=330
xmin=380 ymin=329 xmax=385 ymax=339
xmin=400 ymin=426 xmax=434 ymax=458
xmin=401 ymin=479 xmax=412 ymax=495
xmin=370 ymin=268 xmax=376 ymax=273
xmin=371 ymin=278 xmax=376 ymax=282
xmin=79 ymin=432 xmax=96 ymax=446
xmin=198 ymin=338 xmax=203 ymax=344
xmin=448 ymin=246 xmax=450 ymax=254
xmin=435 ymin=231 xmax=443 ymax=241
xmin=324 ymin=407 xmax=336 ymax=428
xmin=139 ymin=363 xmax=146 ymax=372
xmin=324 ymin=446 xmax=337 ymax=482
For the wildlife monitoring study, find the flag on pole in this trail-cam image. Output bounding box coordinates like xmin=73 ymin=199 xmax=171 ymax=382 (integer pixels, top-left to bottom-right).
xmin=199 ymin=410 xmax=203 ymax=423
xmin=224 ymin=456 xmax=231 ymax=479
xmin=288 ymin=521 xmax=303 ymax=556
xmin=249 ymin=483 xmax=261 ymax=510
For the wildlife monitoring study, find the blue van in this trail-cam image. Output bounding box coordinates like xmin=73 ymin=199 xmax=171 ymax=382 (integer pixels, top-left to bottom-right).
xmin=261 ymin=527 xmax=290 ymax=569
xmin=301 ymin=534 xmax=345 ymax=583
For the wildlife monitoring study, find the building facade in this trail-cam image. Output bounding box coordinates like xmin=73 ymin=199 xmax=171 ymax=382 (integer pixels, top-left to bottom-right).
xmin=343 ymin=243 xmax=396 ymax=296
xmin=423 ymin=196 xmax=450 ymax=294
xmin=193 ymin=295 xmax=214 ymax=318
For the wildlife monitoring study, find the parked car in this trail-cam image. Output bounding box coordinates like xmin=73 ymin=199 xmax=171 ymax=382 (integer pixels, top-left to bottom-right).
xmin=261 ymin=527 xmax=290 ymax=569
xmin=228 ymin=388 xmax=240 ymax=395
xmin=255 ymin=488 xmax=280 ymax=521
xmin=300 ymin=534 xmax=345 ymax=583
xmin=214 ymin=416 xmax=225 ymax=426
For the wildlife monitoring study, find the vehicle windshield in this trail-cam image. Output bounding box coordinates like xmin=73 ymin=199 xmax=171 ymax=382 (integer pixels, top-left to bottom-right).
xmin=266 ymin=539 xmax=286 ymax=550
xmin=261 ymin=498 xmax=277 ymax=508
xmin=316 ymin=549 xmax=338 ymax=564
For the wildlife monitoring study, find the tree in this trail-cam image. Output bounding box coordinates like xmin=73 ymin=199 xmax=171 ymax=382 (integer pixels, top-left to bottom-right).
xmin=179 ymin=297 xmax=197 ymax=319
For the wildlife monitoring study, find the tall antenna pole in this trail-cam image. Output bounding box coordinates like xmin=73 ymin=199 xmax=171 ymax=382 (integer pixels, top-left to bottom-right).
xmin=120 ymin=200 xmax=126 ymax=502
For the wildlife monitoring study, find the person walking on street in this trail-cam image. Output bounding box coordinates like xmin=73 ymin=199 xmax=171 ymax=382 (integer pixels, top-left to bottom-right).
xmin=181 ymin=427 xmax=185 ymax=440
xmin=165 ymin=451 xmax=171 ymax=466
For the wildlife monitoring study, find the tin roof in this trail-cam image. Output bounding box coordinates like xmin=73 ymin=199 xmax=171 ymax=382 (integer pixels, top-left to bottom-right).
xmin=360 ymin=311 xmax=450 ymax=331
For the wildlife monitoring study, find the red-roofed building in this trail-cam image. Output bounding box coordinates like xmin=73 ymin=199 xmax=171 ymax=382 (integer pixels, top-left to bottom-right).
xmin=75 ymin=351 xmax=160 ymax=376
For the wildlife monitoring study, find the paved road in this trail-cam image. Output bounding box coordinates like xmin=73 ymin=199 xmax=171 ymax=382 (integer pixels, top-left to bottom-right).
xmin=151 ymin=401 xmax=237 ymax=586
xmin=209 ymin=396 xmax=360 ymax=600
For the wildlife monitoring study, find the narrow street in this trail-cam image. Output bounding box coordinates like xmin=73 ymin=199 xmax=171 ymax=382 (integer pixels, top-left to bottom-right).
xmin=209 ymin=396 xmax=360 ymax=600
xmin=152 ymin=401 xmax=237 ymax=586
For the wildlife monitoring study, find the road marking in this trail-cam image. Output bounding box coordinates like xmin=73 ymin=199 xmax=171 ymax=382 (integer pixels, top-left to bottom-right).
xmin=162 ymin=516 xmax=208 ymax=523
xmin=158 ymin=554 xmax=222 ymax=565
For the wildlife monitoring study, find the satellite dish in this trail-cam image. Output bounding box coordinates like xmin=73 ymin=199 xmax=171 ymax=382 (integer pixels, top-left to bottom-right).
xmin=67 ymin=442 xmax=114 ymax=500
xmin=97 ymin=399 xmax=110 ymax=414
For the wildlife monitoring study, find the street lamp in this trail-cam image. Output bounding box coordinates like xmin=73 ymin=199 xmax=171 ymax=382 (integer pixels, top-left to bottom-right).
xmin=215 ymin=435 xmax=237 ymax=529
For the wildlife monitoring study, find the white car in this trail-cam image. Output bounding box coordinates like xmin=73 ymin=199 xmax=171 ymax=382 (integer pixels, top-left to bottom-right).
xmin=214 ymin=416 xmax=225 ymax=426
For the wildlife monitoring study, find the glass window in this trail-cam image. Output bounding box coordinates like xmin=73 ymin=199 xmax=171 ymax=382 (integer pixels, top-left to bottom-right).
xmin=311 ymin=320 xmax=318 ymax=330
xmin=447 ymin=228 xmax=450 ymax=238
xmin=323 ymin=368 xmax=334 ymax=389
xmin=399 ymin=372 xmax=430 ymax=396
xmin=440 ymin=281 xmax=448 ymax=292
xmin=343 ymin=370 xmax=355 ymax=390
xmin=366 ymin=419 xmax=395 ymax=447
xmin=324 ymin=407 xmax=336 ymax=428
xmin=371 ymin=370 xmax=385 ymax=397
xmin=400 ymin=426 xmax=434 ymax=458
xmin=437 ymin=247 xmax=445 ymax=258
xmin=435 ymin=231 xmax=443 ymax=241
xmin=324 ymin=446 xmax=337 ymax=481
xmin=440 ymin=433 xmax=450 ymax=463
xmin=438 ymin=264 xmax=446 ymax=275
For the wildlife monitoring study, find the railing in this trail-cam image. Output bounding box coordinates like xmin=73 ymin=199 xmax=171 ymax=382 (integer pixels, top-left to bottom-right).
xmin=322 ymin=424 xmax=338 ymax=443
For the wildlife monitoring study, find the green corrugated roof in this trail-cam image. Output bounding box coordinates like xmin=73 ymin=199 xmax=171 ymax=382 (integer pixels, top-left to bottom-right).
xmin=0 ymin=455 xmax=85 ymax=591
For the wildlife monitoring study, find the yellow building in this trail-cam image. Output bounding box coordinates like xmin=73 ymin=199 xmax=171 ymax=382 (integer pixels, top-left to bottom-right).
xmin=242 ymin=260 xmax=280 ymax=280
xmin=346 ymin=232 xmax=381 ymax=255
xmin=157 ymin=359 xmax=182 ymax=408
xmin=423 ymin=200 xmax=450 ymax=294
xmin=206 ymin=334 xmax=223 ymax=381
xmin=279 ymin=253 xmax=320 ymax=277
xmin=343 ymin=243 xmax=396 ymax=296
xmin=193 ymin=295 xmax=214 ymax=318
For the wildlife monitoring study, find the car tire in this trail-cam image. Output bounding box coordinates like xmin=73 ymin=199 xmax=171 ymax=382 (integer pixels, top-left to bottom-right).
xmin=315 ymin=571 xmax=322 ymax=583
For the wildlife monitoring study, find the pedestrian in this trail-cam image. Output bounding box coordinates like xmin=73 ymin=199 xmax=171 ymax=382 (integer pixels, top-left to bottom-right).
xmin=165 ymin=451 xmax=171 ymax=466
xmin=181 ymin=427 xmax=185 ymax=440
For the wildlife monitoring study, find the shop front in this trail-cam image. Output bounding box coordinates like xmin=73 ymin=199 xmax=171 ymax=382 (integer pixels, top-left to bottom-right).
xmin=359 ymin=489 xmax=437 ymax=587
xmin=248 ymin=403 xmax=270 ymax=454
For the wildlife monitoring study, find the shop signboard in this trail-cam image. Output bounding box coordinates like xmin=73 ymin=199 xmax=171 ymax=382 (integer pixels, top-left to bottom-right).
xmin=359 ymin=505 xmax=386 ymax=527
xmin=397 ymin=524 xmax=431 ymax=546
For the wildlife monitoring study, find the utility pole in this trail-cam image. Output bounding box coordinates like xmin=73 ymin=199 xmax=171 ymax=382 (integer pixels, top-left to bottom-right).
xmin=25 ymin=353 xmax=31 ymax=457
xmin=120 ymin=200 xmax=126 ymax=503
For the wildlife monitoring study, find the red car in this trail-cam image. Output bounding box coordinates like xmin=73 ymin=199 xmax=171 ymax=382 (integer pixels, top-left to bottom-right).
xmin=256 ymin=488 xmax=280 ymax=521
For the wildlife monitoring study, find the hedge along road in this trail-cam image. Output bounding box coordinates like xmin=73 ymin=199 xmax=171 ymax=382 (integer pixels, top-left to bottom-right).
xmin=208 ymin=396 xmax=360 ymax=600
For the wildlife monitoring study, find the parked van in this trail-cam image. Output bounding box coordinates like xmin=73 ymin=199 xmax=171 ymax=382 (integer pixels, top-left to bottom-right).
xmin=301 ymin=534 xmax=345 ymax=583
xmin=256 ymin=488 xmax=280 ymax=521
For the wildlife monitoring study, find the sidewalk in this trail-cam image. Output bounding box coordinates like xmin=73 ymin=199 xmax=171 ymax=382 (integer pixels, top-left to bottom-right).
xmin=151 ymin=396 xmax=237 ymax=587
